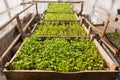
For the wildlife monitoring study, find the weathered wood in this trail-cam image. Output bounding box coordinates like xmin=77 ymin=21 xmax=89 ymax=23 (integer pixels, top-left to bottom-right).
xmin=4 ymin=70 xmax=119 ymax=80
xmin=33 ymin=1 xmax=84 ymax=3
xmin=39 ymin=36 xmax=87 ymax=38
xmin=79 ymin=16 xmax=83 ymax=25
xmin=0 ymin=34 xmax=21 ymax=65
xmin=16 ymin=15 xmax=26 ymax=39
xmin=93 ymin=39 xmax=119 ymax=70
xmin=41 ymin=20 xmax=79 ymax=22
xmin=45 ymin=11 xmax=74 ymax=14
xmin=80 ymin=2 xmax=84 ymax=16
xmin=87 ymin=25 xmax=91 ymax=36
xmin=101 ymin=37 xmax=119 ymax=54
xmin=101 ymin=19 xmax=109 ymax=38
xmin=82 ymin=17 xmax=103 ymax=36
xmin=82 ymin=24 xmax=88 ymax=33
xmin=23 ymin=13 xmax=37 ymax=32
xmin=35 ymin=3 xmax=39 ymax=17
xmin=74 ymin=13 xmax=79 ymax=20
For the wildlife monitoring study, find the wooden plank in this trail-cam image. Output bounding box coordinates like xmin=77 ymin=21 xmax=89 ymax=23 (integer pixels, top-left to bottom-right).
xmin=4 ymin=70 xmax=119 ymax=80
xmin=41 ymin=20 xmax=79 ymax=22
xmin=87 ymin=25 xmax=91 ymax=36
xmin=35 ymin=3 xmax=39 ymax=17
xmin=93 ymin=39 xmax=119 ymax=70
xmin=39 ymin=36 xmax=86 ymax=38
xmin=33 ymin=1 xmax=84 ymax=3
xmin=16 ymin=15 xmax=26 ymax=39
xmin=82 ymin=24 xmax=88 ymax=33
xmin=79 ymin=16 xmax=83 ymax=25
xmin=101 ymin=19 xmax=109 ymax=37
xmin=74 ymin=13 xmax=79 ymax=20
xmin=0 ymin=34 xmax=21 ymax=65
xmin=79 ymin=2 xmax=84 ymax=16
xmin=101 ymin=37 xmax=119 ymax=54
xmin=45 ymin=11 xmax=74 ymax=14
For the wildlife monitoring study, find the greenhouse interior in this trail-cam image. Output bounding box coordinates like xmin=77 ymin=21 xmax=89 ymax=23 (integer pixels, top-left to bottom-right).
xmin=0 ymin=0 xmax=120 ymax=80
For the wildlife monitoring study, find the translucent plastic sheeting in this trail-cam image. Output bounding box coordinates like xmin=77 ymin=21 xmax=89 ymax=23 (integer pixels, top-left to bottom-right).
xmin=0 ymin=12 xmax=10 ymax=26
xmin=82 ymin=0 xmax=96 ymax=16
xmin=37 ymin=3 xmax=48 ymax=14
xmin=0 ymin=0 xmax=32 ymax=26
xmin=0 ymin=19 xmax=17 ymax=38
xmin=83 ymin=0 xmax=120 ymax=26
xmin=6 ymin=0 xmax=22 ymax=8
xmin=72 ymin=3 xmax=81 ymax=14
xmin=0 ymin=0 xmax=6 ymax=12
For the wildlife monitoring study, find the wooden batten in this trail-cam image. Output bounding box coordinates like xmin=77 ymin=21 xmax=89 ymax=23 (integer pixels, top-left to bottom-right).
xmin=16 ymin=15 xmax=26 ymax=39
xmin=101 ymin=37 xmax=119 ymax=54
xmin=101 ymin=19 xmax=109 ymax=38
xmin=4 ymin=70 xmax=119 ymax=80
xmin=31 ymin=23 xmax=38 ymax=33
xmin=45 ymin=11 xmax=74 ymax=14
xmin=82 ymin=24 xmax=88 ymax=34
xmin=32 ymin=1 xmax=84 ymax=3
xmin=74 ymin=13 xmax=79 ymax=20
xmin=79 ymin=16 xmax=83 ymax=25
xmin=41 ymin=20 xmax=79 ymax=23
xmin=93 ymin=39 xmax=119 ymax=70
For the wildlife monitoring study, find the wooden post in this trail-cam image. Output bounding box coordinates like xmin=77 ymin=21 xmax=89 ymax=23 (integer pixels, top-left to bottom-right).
xmin=101 ymin=19 xmax=109 ymax=38
xmin=79 ymin=2 xmax=84 ymax=16
xmin=87 ymin=25 xmax=91 ymax=36
xmin=16 ymin=15 xmax=26 ymax=39
xmin=80 ymin=17 xmax=83 ymax=25
xmin=35 ymin=3 xmax=39 ymax=23
xmin=35 ymin=3 xmax=39 ymax=16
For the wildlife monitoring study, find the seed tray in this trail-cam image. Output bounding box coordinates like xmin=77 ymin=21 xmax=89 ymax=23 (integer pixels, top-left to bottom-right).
xmin=106 ymin=32 xmax=120 ymax=50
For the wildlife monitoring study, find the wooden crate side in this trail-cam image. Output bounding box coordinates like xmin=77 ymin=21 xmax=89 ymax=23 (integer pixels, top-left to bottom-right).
xmin=4 ymin=70 xmax=119 ymax=80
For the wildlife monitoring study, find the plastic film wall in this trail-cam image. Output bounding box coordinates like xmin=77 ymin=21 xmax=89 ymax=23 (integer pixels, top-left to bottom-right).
xmin=83 ymin=0 xmax=120 ymax=27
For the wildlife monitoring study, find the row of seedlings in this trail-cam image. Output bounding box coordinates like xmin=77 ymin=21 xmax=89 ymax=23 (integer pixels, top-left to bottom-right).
xmin=4 ymin=2 xmax=117 ymax=80
xmin=9 ymin=2 xmax=106 ymax=71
